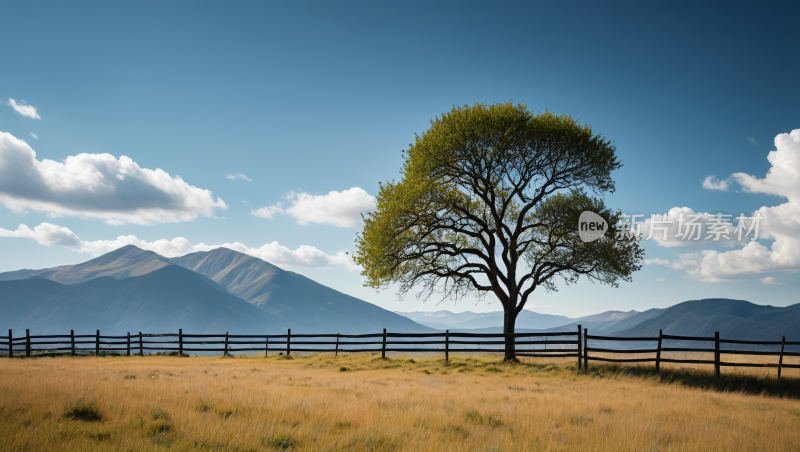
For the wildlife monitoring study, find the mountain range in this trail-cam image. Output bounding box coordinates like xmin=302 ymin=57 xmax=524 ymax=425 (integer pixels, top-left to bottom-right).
xmin=397 ymin=299 xmax=800 ymax=342
xmin=1 ymin=245 xmax=798 ymax=342
xmin=0 ymin=245 xmax=432 ymax=335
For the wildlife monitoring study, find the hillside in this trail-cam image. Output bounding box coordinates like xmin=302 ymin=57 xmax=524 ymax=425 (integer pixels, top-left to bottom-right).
xmin=617 ymin=298 xmax=800 ymax=340
xmin=0 ymin=266 xmax=287 ymax=334
xmin=0 ymin=245 xmax=433 ymax=334
xmin=396 ymin=310 xmax=573 ymax=330
xmin=169 ymin=248 xmax=432 ymax=333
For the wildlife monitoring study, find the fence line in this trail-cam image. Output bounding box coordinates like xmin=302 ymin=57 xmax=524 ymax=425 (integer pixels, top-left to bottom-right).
xmin=583 ymin=328 xmax=800 ymax=378
xmin=3 ymin=326 xmax=798 ymax=378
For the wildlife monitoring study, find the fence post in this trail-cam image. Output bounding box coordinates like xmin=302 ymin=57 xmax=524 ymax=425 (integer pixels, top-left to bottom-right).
xmin=179 ymin=329 xmax=183 ymax=356
xmin=126 ymin=333 xmax=130 ymax=356
xmin=71 ymin=330 xmax=75 ymax=357
xmin=96 ymin=330 xmax=100 ymax=356
xmin=583 ymin=328 xmax=588 ymax=369
xmin=224 ymin=332 xmax=229 ymax=356
xmin=335 ymin=333 xmax=339 ymax=357
xmin=778 ymin=336 xmax=785 ymax=379
xmin=577 ymin=325 xmax=582 ymax=370
xmin=139 ymin=332 xmax=143 ymax=356
xmin=714 ymin=331 xmax=720 ymax=378
xmin=381 ymin=328 xmax=387 ymax=358
xmin=445 ymin=330 xmax=449 ymax=363
xmin=265 ymin=336 xmax=269 ymax=358
xmin=26 ymin=329 xmax=30 ymax=357
xmin=656 ymin=329 xmax=663 ymax=371
xmin=8 ymin=329 xmax=12 ymax=358
xmin=287 ymin=329 xmax=291 ymax=355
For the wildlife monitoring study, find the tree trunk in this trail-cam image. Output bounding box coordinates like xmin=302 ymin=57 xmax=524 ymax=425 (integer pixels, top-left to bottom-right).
xmin=503 ymin=308 xmax=517 ymax=361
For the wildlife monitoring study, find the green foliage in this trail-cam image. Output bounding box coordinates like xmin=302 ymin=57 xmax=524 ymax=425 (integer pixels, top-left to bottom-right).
xmin=64 ymin=398 xmax=102 ymax=422
xmin=355 ymin=101 xmax=643 ymax=345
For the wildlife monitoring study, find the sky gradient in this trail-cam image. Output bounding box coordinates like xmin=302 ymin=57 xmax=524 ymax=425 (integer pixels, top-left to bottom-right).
xmin=1 ymin=1 xmax=798 ymax=316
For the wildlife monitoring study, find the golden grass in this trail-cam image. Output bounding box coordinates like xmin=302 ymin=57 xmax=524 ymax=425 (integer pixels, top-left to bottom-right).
xmin=1 ymin=353 xmax=799 ymax=451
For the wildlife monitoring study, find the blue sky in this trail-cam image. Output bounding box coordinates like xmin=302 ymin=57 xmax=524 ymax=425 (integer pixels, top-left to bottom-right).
xmin=1 ymin=1 xmax=798 ymax=316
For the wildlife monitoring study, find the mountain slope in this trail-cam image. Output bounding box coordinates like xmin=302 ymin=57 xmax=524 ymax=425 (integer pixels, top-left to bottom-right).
xmin=0 ymin=266 xmax=288 ymax=335
xmin=0 ymin=245 xmax=171 ymax=284
xmin=395 ymin=310 xmax=573 ymax=330
xmin=617 ymin=299 xmax=800 ymax=340
xmin=0 ymin=245 xmax=434 ymax=334
xmin=169 ymin=248 xmax=432 ymax=333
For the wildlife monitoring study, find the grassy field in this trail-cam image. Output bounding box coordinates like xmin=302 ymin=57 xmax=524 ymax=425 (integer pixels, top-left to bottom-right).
xmin=1 ymin=353 xmax=799 ymax=451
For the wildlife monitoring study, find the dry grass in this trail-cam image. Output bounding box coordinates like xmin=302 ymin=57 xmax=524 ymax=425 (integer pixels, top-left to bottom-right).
xmin=0 ymin=352 xmax=798 ymax=451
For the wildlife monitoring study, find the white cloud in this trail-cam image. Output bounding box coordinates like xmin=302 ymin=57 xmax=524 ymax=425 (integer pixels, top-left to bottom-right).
xmin=644 ymin=258 xmax=669 ymax=266
xmin=655 ymin=278 xmax=666 ymax=281
xmin=7 ymin=98 xmax=41 ymax=119
xmin=638 ymin=208 xmax=743 ymax=248
xmin=747 ymin=136 xmax=758 ymax=146
xmin=0 ymin=222 xmax=359 ymax=271
xmin=0 ymin=222 xmax=82 ymax=248
xmin=28 ymin=132 xmax=39 ymax=140
xmin=252 ymin=187 xmax=376 ymax=227
xmin=702 ymin=175 xmax=730 ymax=191
xmin=251 ymin=203 xmax=284 ymax=219
xmin=225 ymin=173 xmax=252 ymax=182
xmin=760 ymin=276 xmax=786 ymax=286
xmin=650 ymin=129 xmax=800 ymax=282
xmin=0 ymin=131 xmax=226 ymax=225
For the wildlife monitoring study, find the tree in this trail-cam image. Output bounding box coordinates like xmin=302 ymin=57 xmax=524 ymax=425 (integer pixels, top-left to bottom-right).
xmin=354 ymin=101 xmax=643 ymax=361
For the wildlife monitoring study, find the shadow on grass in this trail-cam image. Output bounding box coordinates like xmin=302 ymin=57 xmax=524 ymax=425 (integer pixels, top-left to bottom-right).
xmin=581 ymin=364 xmax=800 ymax=399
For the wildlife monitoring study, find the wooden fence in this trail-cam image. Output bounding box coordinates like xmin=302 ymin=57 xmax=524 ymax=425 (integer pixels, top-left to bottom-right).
xmin=583 ymin=329 xmax=800 ymax=379
xmin=2 ymin=326 xmax=799 ymax=378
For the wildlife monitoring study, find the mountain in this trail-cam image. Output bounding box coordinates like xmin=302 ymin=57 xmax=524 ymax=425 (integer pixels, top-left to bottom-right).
xmin=0 ymin=266 xmax=287 ymax=334
xmin=0 ymin=245 xmax=433 ymax=334
xmin=536 ymin=309 xmax=666 ymax=335
xmin=616 ymin=299 xmax=800 ymax=341
xmin=168 ymin=248 xmax=430 ymax=333
xmin=395 ymin=310 xmax=573 ymax=330
xmin=0 ymin=245 xmax=170 ymax=284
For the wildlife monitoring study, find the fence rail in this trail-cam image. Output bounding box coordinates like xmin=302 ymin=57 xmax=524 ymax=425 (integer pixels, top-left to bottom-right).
xmin=3 ymin=326 xmax=798 ymax=379
xmin=583 ymin=328 xmax=799 ymax=378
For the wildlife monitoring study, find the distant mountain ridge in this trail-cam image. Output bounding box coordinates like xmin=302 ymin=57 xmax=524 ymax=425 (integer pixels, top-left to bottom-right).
xmin=395 ymin=299 xmax=800 ymax=342
xmin=0 ymin=245 xmax=433 ymax=334
xmin=396 ymin=310 xmax=574 ymax=330
xmin=0 ymin=266 xmax=286 ymax=334
xmin=2 ymin=247 xmax=798 ymax=341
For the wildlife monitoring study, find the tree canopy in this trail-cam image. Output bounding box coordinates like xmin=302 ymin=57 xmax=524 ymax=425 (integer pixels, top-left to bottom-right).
xmin=354 ymin=101 xmax=643 ymax=359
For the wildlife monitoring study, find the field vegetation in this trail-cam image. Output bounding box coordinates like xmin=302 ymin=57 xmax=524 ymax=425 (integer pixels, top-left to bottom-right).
xmin=0 ymin=352 xmax=798 ymax=451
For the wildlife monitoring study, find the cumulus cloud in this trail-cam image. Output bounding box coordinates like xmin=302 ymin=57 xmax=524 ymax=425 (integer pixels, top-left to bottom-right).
xmin=28 ymin=132 xmax=39 ymax=140
xmin=225 ymin=173 xmax=252 ymax=182
xmin=650 ymin=129 xmax=800 ymax=282
xmin=686 ymin=129 xmax=800 ymax=281
xmin=702 ymin=176 xmax=730 ymax=191
xmin=251 ymin=203 xmax=284 ymax=219
xmin=0 ymin=223 xmax=81 ymax=248
xmin=0 ymin=131 xmax=226 ymax=225
xmin=7 ymin=99 xmax=41 ymax=119
xmin=0 ymin=222 xmax=359 ymax=271
xmin=759 ymin=276 xmax=786 ymax=286
xmin=252 ymin=187 xmax=375 ymax=227
xmin=638 ymin=208 xmax=749 ymax=248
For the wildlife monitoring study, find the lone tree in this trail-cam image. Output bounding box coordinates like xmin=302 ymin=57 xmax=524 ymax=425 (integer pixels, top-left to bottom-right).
xmin=354 ymin=102 xmax=643 ymax=360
